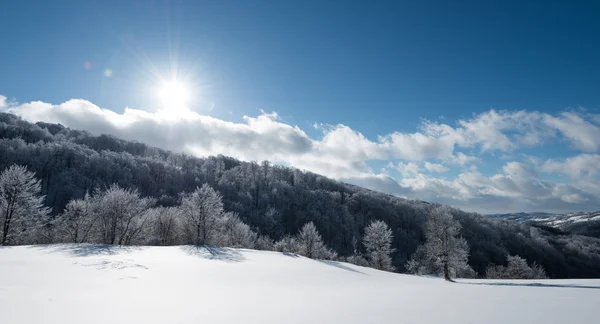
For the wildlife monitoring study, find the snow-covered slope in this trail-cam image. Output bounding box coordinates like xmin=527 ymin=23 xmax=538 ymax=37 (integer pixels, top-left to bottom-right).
xmin=1 ymin=245 xmax=599 ymax=324
xmin=489 ymin=210 xmax=600 ymax=225
xmin=490 ymin=211 xmax=600 ymax=238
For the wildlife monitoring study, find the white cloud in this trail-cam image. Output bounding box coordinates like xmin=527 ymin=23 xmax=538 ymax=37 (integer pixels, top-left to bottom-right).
xmin=392 ymin=161 xmax=595 ymax=213
xmin=316 ymin=124 xmax=386 ymax=161
xmin=7 ymin=99 xmax=314 ymax=162
xmin=541 ymin=154 xmax=600 ymax=180
xmin=4 ymin=95 xmax=600 ymax=213
xmin=380 ymin=131 xmax=456 ymax=161
xmin=455 ymin=110 xmax=517 ymax=151
xmin=392 ymin=162 xmax=421 ymax=177
xmin=446 ymin=152 xmax=479 ymax=165
xmin=424 ymin=162 xmax=449 ymax=173
xmin=501 ymin=162 xmax=537 ymax=179
xmin=543 ymin=112 xmax=600 ymax=152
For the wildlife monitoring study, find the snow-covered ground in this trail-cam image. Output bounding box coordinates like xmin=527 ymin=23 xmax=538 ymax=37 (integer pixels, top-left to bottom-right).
xmin=1 ymin=245 xmax=599 ymax=324
xmin=491 ymin=210 xmax=600 ymax=227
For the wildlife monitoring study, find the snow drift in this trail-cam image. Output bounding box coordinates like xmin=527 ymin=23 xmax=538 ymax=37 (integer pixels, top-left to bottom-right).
xmin=1 ymin=245 xmax=598 ymax=324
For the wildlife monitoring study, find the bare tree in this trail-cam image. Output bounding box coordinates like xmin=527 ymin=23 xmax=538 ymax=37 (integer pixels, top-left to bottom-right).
xmin=486 ymin=255 xmax=548 ymax=279
xmin=273 ymin=235 xmax=300 ymax=253
xmin=363 ymin=220 xmax=395 ymax=271
xmin=296 ymin=222 xmax=332 ymax=259
xmin=423 ymin=206 xmax=470 ymax=281
xmin=221 ymin=211 xmax=257 ymax=248
xmin=531 ymin=262 xmax=548 ymax=279
xmin=54 ymin=194 xmax=96 ymax=243
xmin=0 ymin=165 xmax=50 ymax=245
xmin=93 ymin=184 xmax=155 ymax=245
xmin=406 ymin=244 xmax=437 ymax=275
xmin=505 ymin=255 xmax=533 ymax=278
xmin=146 ymin=207 xmax=182 ymax=246
xmin=181 ymin=184 xmax=224 ymax=245
xmin=255 ymin=235 xmax=274 ymax=251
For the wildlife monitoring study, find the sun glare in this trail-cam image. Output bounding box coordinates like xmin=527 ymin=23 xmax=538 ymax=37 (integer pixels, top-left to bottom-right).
xmin=158 ymin=80 xmax=190 ymax=107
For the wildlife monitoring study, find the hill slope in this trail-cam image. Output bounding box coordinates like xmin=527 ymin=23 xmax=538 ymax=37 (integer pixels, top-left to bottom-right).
xmin=490 ymin=211 xmax=600 ymax=238
xmin=0 ymin=245 xmax=598 ymax=324
xmin=2 ymin=112 xmax=600 ymax=278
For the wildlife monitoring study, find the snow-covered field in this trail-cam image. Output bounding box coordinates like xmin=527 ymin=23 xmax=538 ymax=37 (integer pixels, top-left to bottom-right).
xmin=1 ymin=245 xmax=599 ymax=324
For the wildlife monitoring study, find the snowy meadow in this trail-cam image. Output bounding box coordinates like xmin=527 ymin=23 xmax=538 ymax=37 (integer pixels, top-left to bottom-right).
xmin=1 ymin=245 xmax=598 ymax=324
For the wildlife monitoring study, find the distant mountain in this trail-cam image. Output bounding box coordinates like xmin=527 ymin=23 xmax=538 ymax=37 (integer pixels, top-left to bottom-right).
xmin=489 ymin=211 xmax=600 ymax=238
xmin=488 ymin=212 xmax=557 ymax=223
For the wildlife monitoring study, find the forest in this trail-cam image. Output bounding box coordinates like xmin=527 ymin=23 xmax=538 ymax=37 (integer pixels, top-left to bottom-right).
xmin=1 ymin=112 xmax=600 ymax=279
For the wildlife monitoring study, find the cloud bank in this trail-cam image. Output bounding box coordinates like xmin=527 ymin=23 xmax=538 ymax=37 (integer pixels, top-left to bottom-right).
xmin=3 ymin=96 xmax=600 ymax=213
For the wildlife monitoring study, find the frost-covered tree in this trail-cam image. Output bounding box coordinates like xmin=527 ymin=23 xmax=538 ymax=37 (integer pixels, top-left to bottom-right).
xmin=485 ymin=255 xmax=548 ymax=279
xmin=531 ymin=262 xmax=548 ymax=279
xmin=255 ymin=234 xmax=275 ymax=251
xmin=93 ymin=184 xmax=155 ymax=245
xmin=406 ymin=244 xmax=437 ymax=275
xmin=296 ymin=222 xmax=332 ymax=259
xmin=423 ymin=206 xmax=470 ymax=281
xmin=221 ymin=212 xmax=257 ymax=248
xmin=146 ymin=207 xmax=181 ymax=246
xmin=505 ymin=255 xmax=533 ymax=278
xmin=363 ymin=220 xmax=395 ymax=271
xmin=346 ymin=254 xmax=369 ymax=267
xmin=54 ymin=193 xmax=96 ymax=243
xmin=484 ymin=264 xmax=506 ymax=279
xmin=0 ymin=165 xmax=50 ymax=245
xmin=273 ymin=235 xmax=300 ymax=253
xmin=181 ymin=184 xmax=224 ymax=245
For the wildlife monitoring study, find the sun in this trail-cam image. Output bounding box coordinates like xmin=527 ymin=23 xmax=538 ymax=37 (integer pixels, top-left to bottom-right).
xmin=158 ymin=80 xmax=190 ymax=107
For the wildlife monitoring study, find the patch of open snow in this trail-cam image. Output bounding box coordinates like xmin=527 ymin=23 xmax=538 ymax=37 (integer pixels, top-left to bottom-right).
xmin=1 ymin=244 xmax=599 ymax=324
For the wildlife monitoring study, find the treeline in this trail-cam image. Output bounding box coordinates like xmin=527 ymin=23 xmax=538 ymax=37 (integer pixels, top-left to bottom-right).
xmin=1 ymin=112 xmax=600 ymax=278
xmin=0 ymin=164 xmax=540 ymax=280
xmin=0 ymin=164 xmax=395 ymax=275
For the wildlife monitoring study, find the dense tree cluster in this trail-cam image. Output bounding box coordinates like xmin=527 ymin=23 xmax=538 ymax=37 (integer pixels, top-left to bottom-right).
xmin=486 ymin=255 xmax=548 ymax=279
xmin=2 ymin=112 xmax=600 ymax=278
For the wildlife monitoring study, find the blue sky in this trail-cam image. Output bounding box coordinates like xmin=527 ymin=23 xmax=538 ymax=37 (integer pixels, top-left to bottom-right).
xmin=1 ymin=0 xmax=600 ymax=213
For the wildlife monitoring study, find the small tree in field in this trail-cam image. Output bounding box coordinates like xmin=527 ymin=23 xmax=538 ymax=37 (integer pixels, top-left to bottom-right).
xmin=505 ymin=255 xmax=533 ymax=278
xmin=221 ymin=212 xmax=257 ymax=249
xmin=54 ymin=193 xmax=96 ymax=243
xmin=273 ymin=235 xmax=299 ymax=253
xmin=296 ymin=222 xmax=328 ymax=259
xmin=146 ymin=207 xmax=182 ymax=246
xmin=423 ymin=206 xmax=470 ymax=281
xmin=363 ymin=220 xmax=395 ymax=271
xmin=0 ymin=165 xmax=50 ymax=245
xmin=485 ymin=255 xmax=548 ymax=279
xmin=181 ymin=184 xmax=224 ymax=245
xmin=94 ymin=184 xmax=155 ymax=245
xmin=406 ymin=244 xmax=438 ymax=275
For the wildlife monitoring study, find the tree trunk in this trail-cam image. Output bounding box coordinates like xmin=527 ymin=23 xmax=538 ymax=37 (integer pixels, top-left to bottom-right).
xmin=444 ymin=262 xmax=452 ymax=281
xmin=196 ymin=223 xmax=201 ymax=245
xmin=1 ymin=200 xmax=15 ymax=245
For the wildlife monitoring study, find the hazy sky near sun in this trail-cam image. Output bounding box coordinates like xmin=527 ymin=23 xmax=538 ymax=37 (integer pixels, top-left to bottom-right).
xmin=1 ymin=0 xmax=600 ymax=213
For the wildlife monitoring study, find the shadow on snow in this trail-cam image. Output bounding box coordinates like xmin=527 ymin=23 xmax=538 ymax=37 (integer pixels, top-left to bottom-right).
xmin=181 ymin=245 xmax=245 ymax=263
xmin=316 ymin=259 xmax=367 ymax=275
xmin=29 ymin=244 xmax=140 ymax=257
xmin=458 ymin=281 xmax=600 ymax=290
